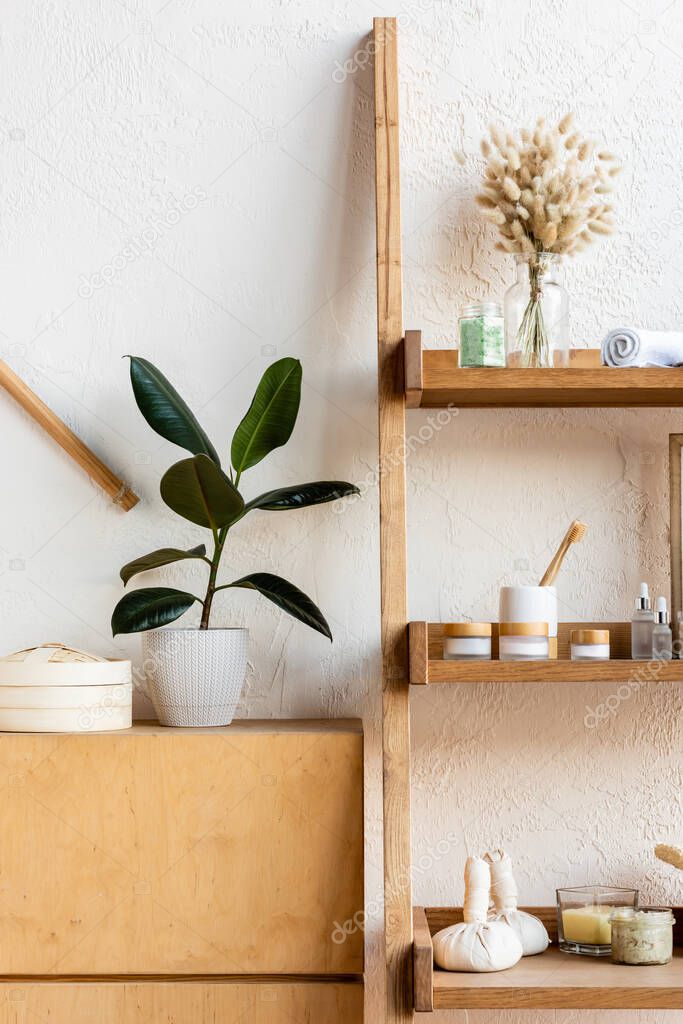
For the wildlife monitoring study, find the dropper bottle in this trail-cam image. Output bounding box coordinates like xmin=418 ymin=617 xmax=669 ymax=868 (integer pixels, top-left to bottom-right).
xmin=631 ymin=582 xmax=654 ymax=659
xmin=653 ymin=596 xmax=672 ymax=660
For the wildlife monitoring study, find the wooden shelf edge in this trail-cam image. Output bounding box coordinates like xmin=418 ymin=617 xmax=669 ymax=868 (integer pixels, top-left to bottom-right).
xmin=409 ymin=622 xmax=683 ymax=684
xmin=406 ymin=342 xmax=683 ymax=408
xmin=424 ymin=659 xmax=683 ymax=684
xmin=418 ymin=907 xmax=683 ymax=1011
xmin=413 ymin=908 xmax=434 ymax=1012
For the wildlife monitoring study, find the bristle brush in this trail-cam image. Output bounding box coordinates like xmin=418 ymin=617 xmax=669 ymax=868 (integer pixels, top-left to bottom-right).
xmin=539 ymin=520 xmax=587 ymax=586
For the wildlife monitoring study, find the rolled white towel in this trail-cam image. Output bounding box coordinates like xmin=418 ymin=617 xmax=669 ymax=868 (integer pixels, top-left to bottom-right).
xmin=601 ymin=327 xmax=683 ymax=367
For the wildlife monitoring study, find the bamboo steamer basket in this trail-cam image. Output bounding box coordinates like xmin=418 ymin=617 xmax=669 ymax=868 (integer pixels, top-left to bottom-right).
xmin=0 ymin=706 xmax=131 ymax=733
xmin=0 ymin=643 xmax=132 ymax=732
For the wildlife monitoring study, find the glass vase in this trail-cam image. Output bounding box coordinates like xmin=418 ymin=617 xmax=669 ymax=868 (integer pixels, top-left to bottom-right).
xmin=504 ymin=252 xmax=569 ymax=367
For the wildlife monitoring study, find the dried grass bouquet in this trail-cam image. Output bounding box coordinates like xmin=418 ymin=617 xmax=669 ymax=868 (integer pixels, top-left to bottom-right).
xmin=477 ymin=114 xmax=621 ymax=365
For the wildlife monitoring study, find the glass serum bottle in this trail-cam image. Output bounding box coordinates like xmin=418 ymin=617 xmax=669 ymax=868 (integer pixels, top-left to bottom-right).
xmin=653 ymin=596 xmax=672 ymax=660
xmin=631 ymin=582 xmax=655 ymax=660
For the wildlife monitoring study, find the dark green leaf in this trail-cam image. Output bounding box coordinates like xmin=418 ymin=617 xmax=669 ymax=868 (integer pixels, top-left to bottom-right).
xmin=225 ymin=572 xmax=332 ymax=640
xmin=231 ymin=358 xmax=302 ymax=475
xmin=120 ymin=545 xmax=207 ymax=586
xmin=128 ymin=356 xmax=220 ymax=464
xmin=111 ymin=587 xmax=197 ymax=635
xmin=160 ymin=454 xmax=244 ymax=530
xmin=244 ymin=481 xmax=359 ymax=512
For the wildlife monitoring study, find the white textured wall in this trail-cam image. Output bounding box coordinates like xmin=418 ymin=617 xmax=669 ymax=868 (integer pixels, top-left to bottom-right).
xmin=2 ymin=1 xmax=682 ymax=1021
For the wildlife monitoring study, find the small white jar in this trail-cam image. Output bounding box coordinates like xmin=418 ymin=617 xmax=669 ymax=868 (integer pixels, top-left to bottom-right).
xmin=499 ymin=622 xmax=549 ymax=661
xmin=570 ymin=628 xmax=610 ymax=661
xmin=443 ymin=623 xmax=492 ymax=661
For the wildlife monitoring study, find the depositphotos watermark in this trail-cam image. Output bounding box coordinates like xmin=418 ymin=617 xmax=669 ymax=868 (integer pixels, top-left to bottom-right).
xmin=77 ymin=187 xmax=207 ymax=298
xmin=583 ymin=644 xmax=682 ymax=728
xmin=334 ymin=404 xmax=458 ymax=515
xmin=331 ymin=831 xmax=458 ymax=944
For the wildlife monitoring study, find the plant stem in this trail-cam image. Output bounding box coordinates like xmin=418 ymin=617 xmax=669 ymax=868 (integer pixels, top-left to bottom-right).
xmin=517 ymin=254 xmax=550 ymax=367
xmin=200 ymin=526 xmax=228 ymax=629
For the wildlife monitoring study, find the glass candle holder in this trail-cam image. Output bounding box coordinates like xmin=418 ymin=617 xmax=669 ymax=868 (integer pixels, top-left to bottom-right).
xmin=556 ymin=886 xmax=639 ymax=956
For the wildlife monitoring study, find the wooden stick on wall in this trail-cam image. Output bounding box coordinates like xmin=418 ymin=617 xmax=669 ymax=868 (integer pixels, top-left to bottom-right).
xmin=374 ymin=17 xmax=413 ymax=1024
xmin=0 ymin=359 xmax=139 ymax=511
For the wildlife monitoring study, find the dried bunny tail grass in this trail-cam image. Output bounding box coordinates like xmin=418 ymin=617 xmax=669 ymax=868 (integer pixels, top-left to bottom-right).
xmin=655 ymin=844 xmax=683 ymax=870
xmin=476 ymin=115 xmax=619 ymax=257
xmin=510 ymin=219 xmax=526 ymax=240
xmin=541 ymin=222 xmax=558 ymax=247
xmin=558 ymin=112 xmax=574 ymax=134
xmin=489 ymin=124 xmax=506 ymax=149
xmin=588 ymin=219 xmax=613 ymax=235
xmin=497 ymin=237 xmax=522 ymax=253
xmin=520 ymin=188 xmax=535 ymax=210
xmin=481 ymin=207 xmax=507 ymax=225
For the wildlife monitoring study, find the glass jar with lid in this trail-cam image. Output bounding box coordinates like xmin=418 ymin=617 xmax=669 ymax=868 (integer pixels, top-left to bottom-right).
xmin=610 ymin=907 xmax=675 ymax=965
xmin=570 ymin=629 xmax=610 ymax=661
xmin=458 ymin=303 xmax=505 ymax=367
xmin=499 ymin=622 xmax=549 ymax=661
xmin=443 ymin=623 xmax=492 ymax=661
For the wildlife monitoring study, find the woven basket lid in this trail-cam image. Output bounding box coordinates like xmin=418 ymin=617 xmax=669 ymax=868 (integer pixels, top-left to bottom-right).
xmin=1 ymin=642 xmax=106 ymax=664
xmin=0 ymin=643 xmax=130 ymax=686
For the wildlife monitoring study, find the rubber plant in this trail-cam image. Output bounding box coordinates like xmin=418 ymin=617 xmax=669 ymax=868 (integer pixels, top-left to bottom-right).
xmin=112 ymin=356 xmax=358 ymax=639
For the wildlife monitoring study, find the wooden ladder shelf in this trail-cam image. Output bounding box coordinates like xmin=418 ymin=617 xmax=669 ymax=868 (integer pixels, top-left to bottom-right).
xmin=372 ymin=17 xmax=683 ymax=1021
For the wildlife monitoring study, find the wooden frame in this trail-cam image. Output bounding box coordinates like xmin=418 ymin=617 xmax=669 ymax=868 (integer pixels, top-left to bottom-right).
xmin=373 ymin=17 xmax=683 ymax=1020
xmin=374 ymin=17 xmax=413 ymax=1024
xmin=670 ymin=433 xmax=683 ymax=627
xmin=0 ymin=358 xmax=138 ymax=509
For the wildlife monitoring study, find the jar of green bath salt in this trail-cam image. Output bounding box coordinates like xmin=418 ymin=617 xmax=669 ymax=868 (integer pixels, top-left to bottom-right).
xmin=459 ymin=302 xmax=505 ymax=367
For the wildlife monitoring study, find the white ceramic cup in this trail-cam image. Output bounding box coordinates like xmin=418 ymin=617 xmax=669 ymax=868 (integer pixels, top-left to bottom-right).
xmin=499 ymin=585 xmax=558 ymax=637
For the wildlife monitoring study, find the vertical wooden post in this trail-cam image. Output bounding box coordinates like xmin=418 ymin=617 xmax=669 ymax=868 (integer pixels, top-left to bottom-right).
xmin=374 ymin=17 xmax=413 ymax=1023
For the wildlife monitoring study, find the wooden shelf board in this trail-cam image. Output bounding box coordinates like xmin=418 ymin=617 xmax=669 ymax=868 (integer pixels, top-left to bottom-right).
xmin=404 ymin=337 xmax=683 ymax=409
xmin=424 ymin=659 xmax=683 ymax=683
xmin=0 ymin=719 xmax=364 ymax=738
xmin=432 ymin=948 xmax=683 ymax=1010
xmin=415 ymin=907 xmax=683 ymax=1011
xmin=409 ymin=622 xmax=683 ymax=684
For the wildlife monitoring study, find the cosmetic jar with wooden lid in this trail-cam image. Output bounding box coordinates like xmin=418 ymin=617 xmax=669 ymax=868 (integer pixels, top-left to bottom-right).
xmin=443 ymin=623 xmax=492 ymax=661
xmin=570 ymin=629 xmax=610 ymax=661
xmin=499 ymin=622 xmax=549 ymax=661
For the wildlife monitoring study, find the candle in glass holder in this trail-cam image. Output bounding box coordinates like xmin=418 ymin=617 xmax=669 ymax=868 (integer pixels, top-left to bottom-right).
xmin=556 ymin=886 xmax=638 ymax=956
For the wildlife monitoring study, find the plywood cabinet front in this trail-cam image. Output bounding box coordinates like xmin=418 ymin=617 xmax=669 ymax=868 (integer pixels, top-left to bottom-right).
xmin=0 ymin=722 xmax=363 ymax=976
xmin=0 ymin=982 xmax=363 ymax=1023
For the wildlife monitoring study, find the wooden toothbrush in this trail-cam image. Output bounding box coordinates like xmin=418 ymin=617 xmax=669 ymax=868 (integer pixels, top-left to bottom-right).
xmin=539 ymin=520 xmax=587 ymax=586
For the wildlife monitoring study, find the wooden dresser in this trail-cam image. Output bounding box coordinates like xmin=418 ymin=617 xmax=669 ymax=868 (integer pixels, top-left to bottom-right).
xmin=0 ymin=720 xmax=363 ymax=1022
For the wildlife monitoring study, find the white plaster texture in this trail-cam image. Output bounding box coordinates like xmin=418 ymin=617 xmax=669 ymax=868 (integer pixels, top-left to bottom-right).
xmin=0 ymin=2 xmax=682 ymax=1021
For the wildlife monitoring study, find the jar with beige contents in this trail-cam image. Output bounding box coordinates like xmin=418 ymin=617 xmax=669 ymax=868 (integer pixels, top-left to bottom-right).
xmin=610 ymin=907 xmax=675 ymax=966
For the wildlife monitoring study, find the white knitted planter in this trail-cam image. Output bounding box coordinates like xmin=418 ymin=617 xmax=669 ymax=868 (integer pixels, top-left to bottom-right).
xmin=142 ymin=628 xmax=248 ymax=727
